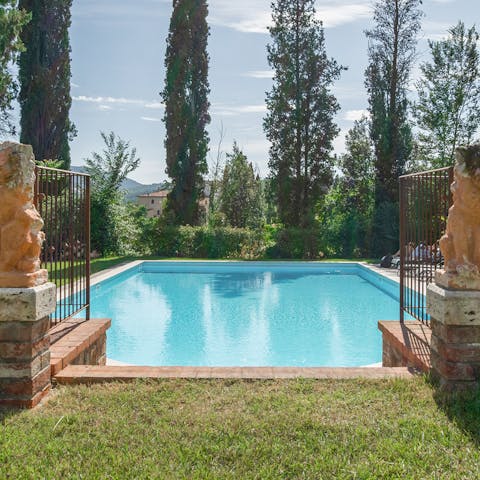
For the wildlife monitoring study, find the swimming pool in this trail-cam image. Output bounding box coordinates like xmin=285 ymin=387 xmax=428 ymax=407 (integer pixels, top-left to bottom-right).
xmin=86 ymin=262 xmax=402 ymax=367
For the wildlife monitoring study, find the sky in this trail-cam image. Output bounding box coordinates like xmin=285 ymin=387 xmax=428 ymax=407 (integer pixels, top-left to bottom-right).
xmin=13 ymin=0 xmax=480 ymax=183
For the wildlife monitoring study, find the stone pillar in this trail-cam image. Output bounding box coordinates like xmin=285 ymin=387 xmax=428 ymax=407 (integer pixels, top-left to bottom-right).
xmin=0 ymin=284 xmax=56 ymax=408
xmin=427 ymin=142 xmax=480 ymax=391
xmin=0 ymin=141 xmax=55 ymax=408
xmin=427 ymin=284 xmax=480 ymax=390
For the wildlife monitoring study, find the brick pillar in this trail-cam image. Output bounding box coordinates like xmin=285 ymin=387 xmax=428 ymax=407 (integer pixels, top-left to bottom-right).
xmin=0 ymin=283 xmax=56 ymax=408
xmin=427 ymin=283 xmax=480 ymax=391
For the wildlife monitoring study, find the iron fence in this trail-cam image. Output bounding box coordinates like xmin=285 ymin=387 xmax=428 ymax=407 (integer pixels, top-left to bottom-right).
xmin=34 ymin=166 xmax=91 ymax=325
xmin=399 ymin=166 xmax=453 ymax=324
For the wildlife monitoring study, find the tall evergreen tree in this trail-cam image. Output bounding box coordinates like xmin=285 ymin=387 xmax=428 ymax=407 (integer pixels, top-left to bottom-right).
xmin=365 ymin=0 xmax=423 ymax=255
xmin=264 ymin=0 xmax=343 ymax=228
xmin=218 ymin=142 xmax=264 ymax=229
xmin=413 ymin=22 xmax=480 ymax=168
xmin=162 ymin=0 xmax=210 ymax=226
xmin=321 ymin=117 xmax=375 ymax=257
xmin=0 ymin=1 xmax=30 ymax=136
xmin=18 ymin=0 xmax=76 ymax=169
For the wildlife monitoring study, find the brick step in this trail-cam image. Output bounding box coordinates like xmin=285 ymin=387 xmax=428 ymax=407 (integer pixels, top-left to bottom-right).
xmin=54 ymin=365 xmax=413 ymax=384
xmin=378 ymin=320 xmax=431 ymax=372
xmin=50 ymin=319 xmax=111 ymax=375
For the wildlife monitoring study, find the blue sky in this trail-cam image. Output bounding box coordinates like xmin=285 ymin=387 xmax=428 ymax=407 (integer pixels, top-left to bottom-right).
xmin=18 ymin=0 xmax=480 ymax=183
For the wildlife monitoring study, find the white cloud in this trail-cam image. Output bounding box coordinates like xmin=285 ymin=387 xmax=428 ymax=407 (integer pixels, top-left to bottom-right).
xmin=209 ymin=0 xmax=371 ymax=34
xmin=243 ymin=70 xmax=274 ymax=79
xmin=145 ymin=102 xmax=165 ymax=109
xmin=141 ymin=116 xmax=161 ymax=122
xmin=344 ymin=109 xmax=369 ymax=121
xmin=421 ymin=20 xmax=451 ymax=42
xmin=71 ymin=82 xmax=80 ymax=88
xmin=212 ymin=103 xmax=267 ymax=116
xmin=333 ymin=129 xmax=348 ymax=154
xmin=316 ymin=3 xmax=371 ymax=28
xmin=73 ymin=95 xmax=145 ymax=106
xmin=73 ymin=95 xmax=165 ymax=112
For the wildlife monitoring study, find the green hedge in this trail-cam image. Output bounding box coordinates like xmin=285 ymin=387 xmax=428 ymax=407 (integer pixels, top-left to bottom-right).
xmin=153 ymin=226 xmax=327 ymax=260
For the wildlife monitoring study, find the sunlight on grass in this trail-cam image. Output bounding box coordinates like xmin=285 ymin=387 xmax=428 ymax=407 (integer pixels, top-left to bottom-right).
xmin=1 ymin=378 xmax=479 ymax=478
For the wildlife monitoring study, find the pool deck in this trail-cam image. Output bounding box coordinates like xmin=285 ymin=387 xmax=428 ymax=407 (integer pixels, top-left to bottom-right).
xmin=52 ymin=260 xmax=423 ymax=383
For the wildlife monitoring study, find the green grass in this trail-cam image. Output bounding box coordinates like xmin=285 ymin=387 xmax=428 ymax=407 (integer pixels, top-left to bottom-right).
xmin=1 ymin=378 xmax=480 ymax=479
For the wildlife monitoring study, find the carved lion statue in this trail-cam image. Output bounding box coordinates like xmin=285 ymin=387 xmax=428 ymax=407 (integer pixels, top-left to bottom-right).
xmin=0 ymin=142 xmax=47 ymax=288
xmin=439 ymin=143 xmax=480 ymax=289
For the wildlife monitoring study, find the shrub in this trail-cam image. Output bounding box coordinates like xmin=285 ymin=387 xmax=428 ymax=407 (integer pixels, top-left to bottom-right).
xmin=265 ymin=228 xmax=325 ymax=259
xmin=153 ymin=225 xmax=328 ymax=260
xmin=153 ymin=226 xmax=265 ymax=259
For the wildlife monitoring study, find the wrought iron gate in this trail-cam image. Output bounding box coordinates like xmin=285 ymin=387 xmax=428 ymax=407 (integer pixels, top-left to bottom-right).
xmin=34 ymin=166 xmax=91 ymax=325
xmin=399 ymin=167 xmax=453 ymax=324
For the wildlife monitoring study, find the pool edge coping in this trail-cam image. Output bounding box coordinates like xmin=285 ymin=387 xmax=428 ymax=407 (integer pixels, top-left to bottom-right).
xmin=55 ymin=365 xmax=415 ymax=384
xmin=91 ymin=259 xmax=400 ymax=285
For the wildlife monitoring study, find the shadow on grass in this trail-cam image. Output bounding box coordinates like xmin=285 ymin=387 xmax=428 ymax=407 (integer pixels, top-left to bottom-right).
xmin=0 ymin=408 xmax=22 ymax=424
xmin=432 ymin=378 xmax=480 ymax=446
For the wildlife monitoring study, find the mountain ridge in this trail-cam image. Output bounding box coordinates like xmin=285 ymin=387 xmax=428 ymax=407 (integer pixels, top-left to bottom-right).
xmin=70 ymin=166 xmax=166 ymax=201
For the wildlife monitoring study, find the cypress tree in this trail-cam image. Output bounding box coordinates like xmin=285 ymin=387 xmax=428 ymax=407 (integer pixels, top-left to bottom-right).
xmin=0 ymin=1 xmax=30 ymax=136
xmin=265 ymin=0 xmax=343 ymax=228
xmin=365 ymin=0 xmax=423 ymax=255
xmin=218 ymin=142 xmax=264 ymax=229
xmin=18 ymin=0 xmax=76 ymax=169
xmin=162 ymin=0 xmax=210 ymax=226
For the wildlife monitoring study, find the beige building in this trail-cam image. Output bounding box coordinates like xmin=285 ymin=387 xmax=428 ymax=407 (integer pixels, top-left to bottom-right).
xmin=137 ymin=187 xmax=210 ymax=219
xmin=136 ymin=190 xmax=169 ymax=218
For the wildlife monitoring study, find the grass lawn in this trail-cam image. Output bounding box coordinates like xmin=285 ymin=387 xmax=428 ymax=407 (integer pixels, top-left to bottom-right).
xmin=1 ymin=377 xmax=479 ymax=479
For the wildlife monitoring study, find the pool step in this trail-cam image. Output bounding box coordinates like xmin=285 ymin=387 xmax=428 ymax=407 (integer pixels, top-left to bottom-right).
xmin=54 ymin=365 xmax=414 ymax=384
xmin=50 ymin=319 xmax=111 ymax=375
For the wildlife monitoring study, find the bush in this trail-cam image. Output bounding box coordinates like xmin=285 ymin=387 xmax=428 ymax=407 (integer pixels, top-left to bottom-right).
xmin=153 ymin=226 xmax=266 ymax=259
xmin=153 ymin=225 xmax=328 ymax=260
xmin=265 ymin=228 xmax=325 ymax=259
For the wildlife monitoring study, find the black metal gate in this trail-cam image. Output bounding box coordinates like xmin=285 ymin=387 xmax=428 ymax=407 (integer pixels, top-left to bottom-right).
xmin=34 ymin=166 xmax=91 ymax=325
xmin=399 ymin=167 xmax=453 ymax=324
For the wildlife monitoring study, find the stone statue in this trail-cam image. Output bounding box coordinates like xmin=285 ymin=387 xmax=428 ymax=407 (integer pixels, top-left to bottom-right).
xmin=0 ymin=142 xmax=48 ymax=288
xmin=437 ymin=142 xmax=480 ymax=290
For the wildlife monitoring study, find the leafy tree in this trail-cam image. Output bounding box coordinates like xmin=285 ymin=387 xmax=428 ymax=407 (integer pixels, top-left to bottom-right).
xmin=0 ymin=1 xmax=30 ymax=136
xmin=365 ymin=0 xmax=423 ymax=255
xmin=85 ymin=132 xmax=140 ymax=196
xmin=413 ymin=22 xmax=480 ymax=168
xmin=85 ymin=132 xmax=141 ymax=255
xmin=218 ymin=142 xmax=264 ymax=229
xmin=206 ymin=123 xmax=225 ymax=227
xmin=18 ymin=0 xmax=76 ymax=169
xmin=264 ymin=0 xmax=343 ymax=228
xmin=321 ymin=117 xmax=375 ymax=257
xmin=162 ymin=0 xmax=210 ymax=226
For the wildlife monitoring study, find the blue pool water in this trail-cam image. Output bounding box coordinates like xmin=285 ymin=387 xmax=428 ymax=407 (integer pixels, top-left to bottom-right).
xmin=86 ymin=262 xmax=402 ymax=367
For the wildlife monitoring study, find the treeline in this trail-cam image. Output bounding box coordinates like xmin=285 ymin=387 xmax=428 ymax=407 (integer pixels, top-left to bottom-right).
xmin=159 ymin=0 xmax=479 ymax=258
xmin=1 ymin=0 xmax=479 ymax=259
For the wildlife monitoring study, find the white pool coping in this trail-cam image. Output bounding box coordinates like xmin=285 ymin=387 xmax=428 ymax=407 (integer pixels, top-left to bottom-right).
xmin=92 ymin=259 xmax=400 ymax=285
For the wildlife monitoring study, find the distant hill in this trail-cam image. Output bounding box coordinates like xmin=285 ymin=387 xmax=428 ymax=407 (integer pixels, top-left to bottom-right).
xmin=71 ymin=166 xmax=166 ymax=201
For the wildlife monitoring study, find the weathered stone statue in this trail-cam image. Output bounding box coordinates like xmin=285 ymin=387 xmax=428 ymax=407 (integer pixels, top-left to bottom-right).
xmin=437 ymin=143 xmax=480 ymax=291
xmin=0 ymin=142 xmax=48 ymax=288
